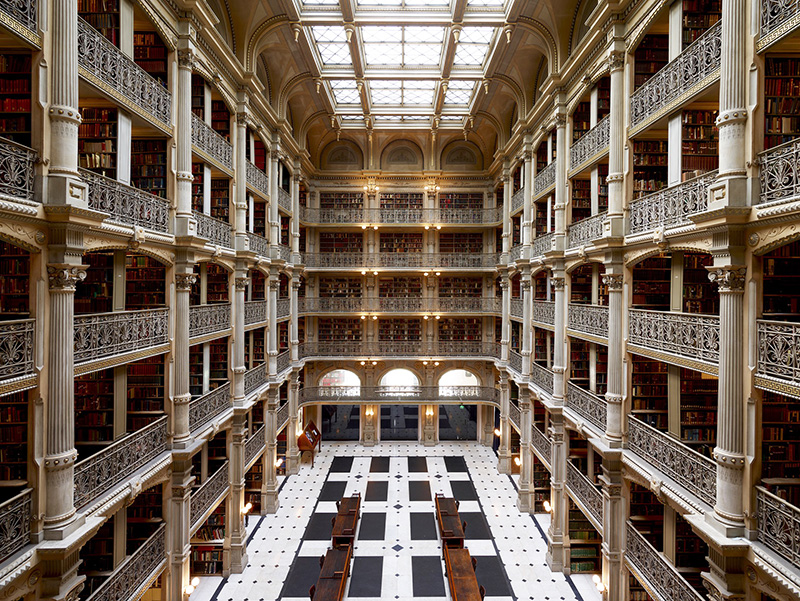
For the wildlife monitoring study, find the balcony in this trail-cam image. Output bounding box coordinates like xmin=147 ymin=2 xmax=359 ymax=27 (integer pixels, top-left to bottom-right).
xmin=274 ymin=244 xmax=292 ymax=262
xmin=300 ymin=341 xmax=498 ymax=360
xmin=74 ymin=309 xmax=169 ymax=368
xmin=510 ymin=298 xmax=523 ymax=320
xmin=532 ymin=301 xmax=555 ymax=328
xmin=276 ymin=349 xmax=291 ymax=374
xmin=189 ymin=303 xmax=231 ymax=339
xmin=190 ymin=460 xmax=229 ymax=531
xmin=758 ymin=138 xmax=800 ymax=207
xmin=758 ymin=0 xmax=800 ymax=49
xmin=434 ymin=341 xmax=499 ymax=359
xmin=511 ymin=186 xmax=525 ymax=213
xmin=0 ymin=489 xmax=31 ymax=565
xmin=246 ymin=161 xmax=269 ymax=200
xmin=245 ymin=424 xmax=266 ymax=469
xmin=82 ymin=168 xmax=170 ymax=234
xmin=628 ymin=309 xmax=719 ymax=371
xmin=0 ymin=0 xmax=38 ymax=45
xmin=299 ymin=386 xmax=499 ymax=406
xmin=85 ymin=524 xmax=167 ymax=601
xmin=246 ymin=232 xmax=270 ymax=257
xmin=277 ymin=298 xmax=290 ymax=320
xmin=191 ymin=113 xmax=233 ymax=171
xmin=508 ymin=402 xmax=520 ymax=431
xmin=628 ymin=171 xmax=716 ymax=236
xmin=531 ymin=232 xmax=554 ymax=258
xmin=534 ymin=162 xmax=556 ymax=198
xmin=508 ymin=245 xmax=523 ymax=263
xmin=755 ymin=319 xmax=800 ymax=397
xmin=300 ymin=207 xmax=503 ymax=225
xmin=570 ymin=115 xmax=610 ymax=174
xmin=567 ymin=211 xmax=606 ymax=249
xmin=566 ymin=383 xmax=607 ymax=433
xmin=530 ymin=362 xmax=554 ymax=396
xmin=301 ymin=207 xmax=365 ymax=224
xmin=508 ymin=349 xmax=523 ymax=374
xmin=756 ymin=486 xmax=800 ymax=570
xmin=193 ymin=210 xmax=233 ymax=248
xmin=0 ymin=318 xmax=35 ymax=390
xmin=302 ymin=252 xmax=497 ymax=269
xmin=531 ymin=423 xmax=551 ymax=466
xmin=189 ymin=385 xmax=231 ymax=434
xmin=630 ymin=21 xmax=722 ymax=133
xmin=244 ymin=364 xmax=267 ymax=396
xmin=625 ymin=522 xmax=705 ymax=601
xmin=244 ymin=300 xmax=267 ymax=326
xmin=300 ymin=297 xmax=500 ymax=314
xmin=566 ymin=462 xmax=603 ymax=532
xmin=73 ymin=416 xmax=168 ymax=509
xmin=567 ymin=303 xmax=609 ymax=341
xmin=0 ymin=137 xmax=36 ymax=203
xmin=277 ymin=402 xmax=290 ymax=431
xmin=628 ymin=416 xmax=716 ymax=506
xmin=277 ymin=187 xmax=292 ymax=213
xmin=77 ymin=18 xmax=171 ymax=130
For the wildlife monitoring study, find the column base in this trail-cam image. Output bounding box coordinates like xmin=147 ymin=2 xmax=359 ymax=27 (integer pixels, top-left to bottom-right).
xmin=43 ymin=512 xmax=85 ymax=541
xmin=516 ymin=487 xmax=531 ymax=513
xmin=545 ymin=541 xmax=566 ymax=573
xmin=227 ymin=543 xmax=248 ymax=575
xmin=497 ymin=452 xmax=512 ymax=474
xmin=264 ymin=485 xmax=280 ymax=513
xmin=286 ymin=450 xmax=301 ymax=475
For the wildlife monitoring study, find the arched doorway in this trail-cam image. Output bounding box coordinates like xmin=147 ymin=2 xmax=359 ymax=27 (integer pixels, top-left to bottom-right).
xmin=438 ymin=369 xmax=480 ymax=441
xmin=379 ymin=368 xmax=420 ymax=441
xmin=319 ymin=369 xmax=361 ymax=440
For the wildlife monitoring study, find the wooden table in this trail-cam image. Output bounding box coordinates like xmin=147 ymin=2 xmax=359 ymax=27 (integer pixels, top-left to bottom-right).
xmin=443 ymin=546 xmax=482 ymax=601
xmin=331 ymin=505 xmax=359 ymax=547
xmin=435 ymin=495 xmax=465 ymax=548
xmin=337 ymin=493 xmax=361 ymax=516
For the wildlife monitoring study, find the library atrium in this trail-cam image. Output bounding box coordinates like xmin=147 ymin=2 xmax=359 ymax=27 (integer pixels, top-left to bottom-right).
xmin=0 ymin=0 xmax=798 ymax=600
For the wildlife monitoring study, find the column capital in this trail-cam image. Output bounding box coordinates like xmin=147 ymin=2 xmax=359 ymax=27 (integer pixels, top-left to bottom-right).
xmin=601 ymin=273 xmax=623 ymax=290
xmin=177 ymin=48 xmax=195 ymax=70
xmin=47 ymin=265 xmax=86 ymax=291
xmin=175 ymin=273 xmax=198 ymax=290
xmin=235 ymin=277 xmax=250 ymax=291
xmin=607 ymin=50 xmax=625 ymax=72
xmin=707 ymin=265 xmax=746 ymax=292
xmin=269 ymin=277 xmax=280 ymax=291
xmin=550 ymin=276 xmax=565 ymax=291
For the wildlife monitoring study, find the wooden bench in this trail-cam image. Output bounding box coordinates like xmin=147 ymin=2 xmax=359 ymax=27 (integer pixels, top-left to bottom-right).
xmin=443 ymin=546 xmax=484 ymax=601
xmin=331 ymin=496 xmax=360 ymax=547
xmin=435 ymin=494 xmax=465 ymax=548
xmin=310 ymin=544 xmax=352 ymax=601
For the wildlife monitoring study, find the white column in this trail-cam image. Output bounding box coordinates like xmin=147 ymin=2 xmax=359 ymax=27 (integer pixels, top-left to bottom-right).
xmin=173 ymin=267 xmax=196 ymax=447
xmin=234 ymin=110 xmax=248 ymax=246
xmin=232 ymin=270 xmax=248 ymax=407
xmin=175 ymin=48 xmax=196 ymax=236
xmin=546 ymin=411 xmax=567 ymax=571
xmin=269 ymin=145 xmax=281 ymax=246
xmin=291 ymin=160 xmax=301 ymax=263
xmin=522 ymin=139 xmax=534 ymax=250
xmin=605 ymin=47 xmax=625 ymax=237
xmin=517 ymin=389 xmax=532 ymax=512
xmin=551 ymin=273 xmax=567 ymax=404
xmin=500 ymin=274 xmax=510 ymax=362
xmin=268 ymin=269 xmax=279 ymax=377
xmin=290 ymin=278 xmax=300 ymax=362
xmin=498 ymin=372 xmax=511 ymax=473
xmin=502 ymin=165 xmax=512 ymax=256
xmin=521 ymin=269 xmax=532 ymax=378
xmin=227 ymin=412 xmax=248 ymax=573
xmin=602 ymin=271 xmax=624 ymax=446
xmin=263 ymin=389 xmax=280 ymax=512
xmin=287 ymin=374 xmax=301 ymax=474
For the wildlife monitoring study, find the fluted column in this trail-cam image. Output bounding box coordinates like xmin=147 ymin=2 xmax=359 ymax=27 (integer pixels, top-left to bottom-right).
xmin=502 ymin=165 xmax=512 ymax=256
xmin=173 ymin=267 xmax=196 ymax=447
xmin=290 ymin=277 xmax=300 ymax=362
xmin=716 ymin=0 xmax=747 ymax=184
xmin=551 ymin=272 xmax=567 ymax=404
xmin=291 ymin=161 xmax=301 ymax=263
xmin=169 ymin=459 xmax=193 ymax=601
xmin=43 ymin=265 xmax=85 ymax=538
xmin=500 ymin=274 xmax=510 ymax=362
xmin=263 ymin=389 xmax=280 ymax=513
xmin=287 ymin=373 xmax=300 ymax=474
xmin=234 ymin=110 xmax=248 ymax=245
xmin=227 ymin=412 xmax=248 ymax=573
xmin=606 ymin=49 xmax=625 ymax=234
xmin=553 ymin=110 xmax=567 ymax=246
xmin=269 ymin=146 xmax=281 ymax=247
xmin=599 ymin=454 xmax=623 ymax=600
xmin=517 ymin=389 xmax=532 ymax=512
xmin=522 ymin=140 xmax=534 ymax=249
xmin=521 ymin=268 xmax=532 ymax=377
xmin=498 ymin=372 xmax=511 ymax=474
xmin=268 ymin=269 xmax=279 ymax=378
xmin=232 ymin=271 xmax=248 ymax=407
xmin=175 ymin=47 xmax=195 ymax=235
xmin=602 ymin=271 xmax=623 ymax=446
xmin=546 ymin=410 xmax=567 ymax=570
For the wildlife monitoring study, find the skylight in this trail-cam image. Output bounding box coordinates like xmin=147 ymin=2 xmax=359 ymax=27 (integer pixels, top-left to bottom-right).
xmin=369 ymin=80 xmax=436 ymax=106
xmin=312 ymin=26 xmax=351 ymax=65
xmin=466 ymin=0 xmax=504 ymax=6
xmin=357 ymin=0 xmax=449 ymax=5
xmin=361 ymin=26 xmax=445 ymax=67
xmin=330 ymin=81 xmax=361 ymax=104
xmin=453 ymin=27 xmax=494 ymax=66
xmin=444 ymin=80 xmax=475 ymax=105
xmin=302 ymin=0 xmax=340 ymax=4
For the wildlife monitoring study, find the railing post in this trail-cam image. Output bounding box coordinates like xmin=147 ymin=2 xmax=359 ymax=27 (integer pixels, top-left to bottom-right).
xmin=228 ymin=412 xmax=248 ymax=573
xmin=233 ymin=270 xmax=248 ymax=407
xmin=286 ymin=372 xmax=301 ymax=474
xmin=546 ymin=410 xmax=567 ymax=571
xmin=498 ymin=372 xmax=511 ymax=473
xmin=517 ymin=389 xmax=532 ymax=512
xmin=603 ymin=271 xmax=624 ymax=446
xmin=263 ymin=389 xmax=280 ymax=513
xmin=175 ymin=44 xmax=196 ymax=237
xmin=173 ymin=266 xmax=196 ymax=447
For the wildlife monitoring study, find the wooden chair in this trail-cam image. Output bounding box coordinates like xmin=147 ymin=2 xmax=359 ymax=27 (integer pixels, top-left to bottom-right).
xmin=471 ymin=556 xmax=477 ymax=571
xmin=479 ymin=585 xmax=486 ymax=600
xmin=331 ymin=516 xmax=337 ymax=527
xmin=319 ymin=554 xmax=326 ymax=568
xmin=309 ymin=584 xmax=316 ymax=601
xmin=462 ymin=520 xmax=468 ymax=535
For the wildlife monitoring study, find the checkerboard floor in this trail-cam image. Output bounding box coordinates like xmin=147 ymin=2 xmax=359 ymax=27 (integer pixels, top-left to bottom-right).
xmin=191 ymin=442 xmax=591 ymax=601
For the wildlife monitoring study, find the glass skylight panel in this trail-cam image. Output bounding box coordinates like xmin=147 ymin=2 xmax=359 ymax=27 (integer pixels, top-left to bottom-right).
xmin=444 ymin=81 xmax=475 ymax=105
xmin=362 ymin=26 xmax=445 ymax=67
xmin=369 ymin=80 xmax=401 ymax=104
xmin=466 ymin=0 xmax=504 ymax=6
xmin=331 ymin=81 xmax=361 ymax=104
xmin=302 ymin=0 xmax=340 ymax=4
xmin=454 ymin=27 xmax=494 ymax=66
xmin=312 ymin=26 xmax=352 ymax=65
xmin=403 ymin=80 xmax=436 ymax=104
xmin=439 ymin=115 xmax=465 ymax=121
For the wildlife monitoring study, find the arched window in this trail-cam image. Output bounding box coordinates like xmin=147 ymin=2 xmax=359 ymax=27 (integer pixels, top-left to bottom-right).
xmin=438 ymin=369 xmax=480 ymax=400
xmin=379 ymin=368 xmax=420 ymax=395
xmin=319 ymin=369 xmax=361 ymax=387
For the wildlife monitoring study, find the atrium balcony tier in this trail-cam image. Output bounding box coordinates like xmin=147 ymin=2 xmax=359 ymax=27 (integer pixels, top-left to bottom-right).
xmin=567 ymin=303 xmax=609 ymax=343
xmin=566 ymin=462 xmax=604 ymax=535
xmin=189 ymin=303 xmax=232 ymax=342
xmin=194 ymin=211 xmax=233 ymax=249
xmin=567 ymin=212 xmax=607 ymax=251
xmin=245 ymin=424 xmax=267 ymax=469
xmin=82 ymin=169 xmax=171 ymax=234
xmin=244 ymin=364 xmax=268 ymax=396
xmin=246 ymin=161 xmax=270 ymax=201
xmin=531 ymin=422 xmax=552 ymax=468
xmin=190 ymin=460 xmax=229 ymax=534
xmin=246 ymin=232 xmax=270 ymax=257
xmin=0 ymin=0 xmax=38 ymax=46
xmin=191 ymin=113 xmax=233 ymax=173
xmin=277 ymin=187 xmax=292 ymax=214
xmin=532 ymin=301 xmax=556 ymax=329
xmin=299 ymin=297 xmax=501 ymax=315
xmin=0 ymin=317 xmax=36 ymax=393
xmin=299 ymin=207 xmax=503 ymax=226
xmin=758 ymin=0 xmax=800 ymax=50
xmin=627 ymin=172 xmax=716 ymax=238
xmin=299 ymin=385 xmax=499 ymax=407
xmin=533 ymin=162 xmax=556 ymax=200
xmin=244 ymin=300 xmax=267 ymax=328
xmin=189 ymin=385 xmax=232 ymax=436
xmin=0 ymin=137 xmax=37 ymax=205
xmin=301 ymin=252 xmax=498 ymax=270
xmin=277 ymin=401 xmax=291 ymax=432
xmin=299 ymin=341 xmax=500 ymax=361
xmin=565 ymin=383 xmax=607 ymax=435
xmin=758 ymin=138 xmax=800 ymax=209
xmin=569 ymin=115 xmax=610 ymax=175
xmin=511 ymin=187 xmax=525 ymax=214
xmin=755 ymin=319 xmax=800 ymax=399
xmin=0 ymin=489 xmax=32 ymax=565
xmin=756 ymin=485 xmax=800 ymax=570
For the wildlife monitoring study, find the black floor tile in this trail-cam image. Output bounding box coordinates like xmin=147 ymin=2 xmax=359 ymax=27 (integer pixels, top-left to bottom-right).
xmin=450 ymin=480 xmax=478 ymax=501
xmin=407 ymin=457 xmax=428 ymax=472
xmin=303 ymin=513 xmax=336 ymax=540
xmin=410 ymin=512 xmax=438 ymax=540
xmin=473 ymin=555 xmax=513 ymax=597
xmin=411 ymin=556 xmax=446 ymax=597
xmin=330 ymin=457 xmax=354 ymax=473
xmin=408 ymin=480 xmax=431 ymax=501
xmin=358 ymin=513 xmax=386 ymax=540
xmin=319 ymin=480 xmax=347 ymax=501
xmin=459 ymin=512 xmax=492 ymax=539
xmin=444 ymin=456 xmax=468 ymax=472
xmin=348 ymin=557 xmax=383 ymax=597
xmin=365 ymin=481 xmax=389 ymax=502
xmin=279 ymin=556 xmax=320 ymax=598
xmin=370 ymin=457 xmax=391 ymax=472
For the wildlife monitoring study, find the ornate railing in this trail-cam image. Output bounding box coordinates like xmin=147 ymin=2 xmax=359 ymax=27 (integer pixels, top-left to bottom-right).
xmin=533 ymin=301 xmax=555 ymax=326
xmin=566 ymin=383 xmax=606 ymax=433
xmin=530 ymin=362 xmax=554 ymax=395
xmin=0 ymin=318 xmax=34 ymax=382
xmin=301 ymin=207 xmax=365 ymax=224
xmin=244 ymin=300 xmax=267 ymax=325
xmin=757 ymin=319 xmax=800 ymax=386
xmin=0 ymin=0 xmax=37 ymax=38
xmin=511 ymin=186 xmax=525 ymax=213
xmin=189 ymin=385 xmax=231 ymax=433
xmin=300 ymin=207 xmax=502 ymax=225
xmin=626 ymin=521 xmax=705 ymax=601
xmin=277 ymin=402 xmax=290 ymax=431
xmin=300 ymin=297 xmax=500 ymax=314
xmin=245 ymin=425 xmax=266 ymax=467
xmin=299 ymin=386 xmax=499 ymax=405
xmin=193 ymin=210 xmax=233 ymax=248
xmin=189 ymin=303 xmax=231 ymax=338
xmin=566 ymin=462 xmax=603 ymax=529
xmin=532 ymin=232 xmax=554 ymax=257
xmin=438 ymin=297 xmax=502 ymax=313
xmin=302 ymin=252 xmax=496 ymax=268
xmin=436 ymin=207 xmax=503 ymax=224
xmin=531 ymin=423 xmax=551 ymax=465
xmin=570 ymin=115 xmax=610 ymax=172
xmin=275 ymin=244 xmax=292 ymax=262
xmin=276 ymin=349 xmax=291 ymax=373
xmin=628 ymin=171 xmax=716 ymax=235
xmin=77 ymin=18 xmax=171 ymax=128
xmin=0 ymin=137 xmax=36 ymax=202
xmin=759 ymin=0 xmax=800 ymax=47
xmin=628 ymin=416 xmax=716 ymax=506
xmin=74 ymin=309 xmax=168 ymax=365
xmin=630 ymin=21 xmax=722 ymax=131
xmin=434 ymin=341 xmax=500 ymax=358
xmin=534 ymin=162 xmax=556 ymax=196
xmin=628 ymin=309 xmax=719 ymax=366
xmin=246 ymin=161 xmax=269 ymax=200
xmin=508 ymin=402 xmax=521 ymax=430
xmin=190 ymin=461 xmax=229 ymax=529
xmin=301 ymin=297 xmax=364 ymax=313
xmin=567 ymin=211 xmax=606 ymax=249
xmin=510 ymin=298 xmax=523 ymax=319
xmin=758 ymin=138 xmax=800 ymax=206
xmin=300 ymin=341 xmax=499 ymax=359
xmin=276 ymin=298 xmax=290 ymax=320
xmin=81 ymin=168 xmax=170 ymax=233
xmin=191 ymin=113 xmax=232 ymax=170
xmin=244 ymin=364 xmax=267 ymax=396
xmin=509 ymin=349 xmax=523 ymax=374
xmin=508 ymin=245 xmax=523 ymax=263
xmin=247 ymin=232 xmax=270 ymax=257
xmin=277 ymin=187 xmax=292 ymax=213
xmin=86 ymin=524 xmax=167 ymax=601
xmin=74 ymin=417 xmax=168 ymax=509
xmin=0 ymin=488 xmax=31 ymax=565
xmin=568 ymin=303 xmax=609 ymax=338
xmin=756 ymin=486 xmax=800 ymax=569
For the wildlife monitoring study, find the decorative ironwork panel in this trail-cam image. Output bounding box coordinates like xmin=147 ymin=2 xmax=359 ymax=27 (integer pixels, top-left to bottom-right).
xmin=378 ymin=208 xmax=424 ymax=224
xmin=628 ymin=171 xmax=716 ymax=235
xmin=533 ymin=301 xmax=555 ymax=326
xmin=567 ymin=212 xmax=606 ymax=249
xmin=247 ymin=232 xmax=270 ymax=257
xmin=189 ymin=303 xmax=231 ymax=338
xmin=628 ymin=416 xmax=716 ymax=506
xmin=630 ymin=21 xmax=721 ymax=130
xmin=566 ymin=462 xmax=603 ymax=529
xmin=0 ymin=0 xmax=37 ymax=36
xmin=532 ymin=233 xmax=554 ymax=258
xmin=302 ymin=252 xmax=365 ymax=268
xmin=437 ymin=297 xmax=501 ymax=313
xmin=376 ymin=341 xmax=424 ymax=356
xmin=275 ymin=244 xmax=292 ymax=262
xmin=301 ymin=297 xmax=363 ymax=313
xmin=760 ymin=0 xmax=800 ymax=46
xmin=757 ymin=319 xmax=800 ymax=385
xmin=301 ymin=207 xmax=365 ymax=224
xmin=511 ymin=187 xmax=525 ymax=213
xmin=566 ymin=383 xmax=607 ymax=432
xmin=86 ymin=524 xmax=166 ymax=601
xmin=245 ymin=300 xmax=267 ymax=325
xmin=510 ymin=298 xmax=523 ymax=319
xmin=276 ymin=349 xmax=291 ymax=373
xmin=81 ymin=168 xmax=170 ymax=233
xmin=245 ymin=425 xmax=266 ymax=467
xmin=299 ymin=386 xmax=499 ymax=405
xmin=191 ymin=113 xmax=232 ymax=169
xmin=508 ymin=245 xmax=523 ymax=263
xmin=277 ymin=402 xmax=290 ymax=431
xmin=278 ymin=187 xmax=292 ymax=213
xmin=0 ymin=489 xmax=31 ymax=565
xmin=568 ymin=304 xmax=609 ymax=338
xmin=190 ymin=461 xmax=229 ymax=529
xmin=189 ymin=385 xmax=231 ymax=433
xmin=0 ymin=318 xmax=34 ymax=381
xmin=194 ymin=210 xmax=233 ymax=248
xmin=244 ymin=364 xmax=266 ymax=395
xmin=276 ymin=298 xmax=290 ymax=320
xmin=534 ymin=162 xmax=556 ymax=196
xmin=531 ymin=424 xmax=551 ymax=464
xmin=756 ymin=485 xmax=800 ymax=569
xmin=74 ymin=417 xmax=168 ymax=508
xmin=628 ymin=309 xmax=719 ymax=365
xmin=435 ymin=253 xmax=496 ymax=268
xmin=435 ymin=341 xmax=498 ymax=358
xmin=377 ymin=297 xmax=426 ymax=312
xmin=759 ymin=138 xmax=800 ymax=206
xmin=625 ymin=522 xmax=705 ymax=601
xmin=246 ymin=161 xmax=269 ymax=199
xmin=0 ymin=137 xmax=36 ymax=201
xmin=436 ymin=207 xmax=503 ymax=224
xmin=509 ymin=349 xmax=523 ymax=374
xmin=74 ymin=309 xmax=168 ymax=364
xmin=508 ymin=402 xmax=521 ymax=430
xmin=570 ymin=115 xmax=610 ymax=172
xmin=530 ymin=362 xmax=554 ymax=395
xmin=77 ymin=18 xmax=171 ymax=128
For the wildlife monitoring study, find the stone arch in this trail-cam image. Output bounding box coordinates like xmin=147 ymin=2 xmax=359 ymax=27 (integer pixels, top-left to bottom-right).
xmin=440 ymin=140 xmax=483 ymax=171
xmin=515 ymin=17 xmax=559 ymax=72
xmin=438 ymin=368 xmax=482 ymax=387
xmin=205 ymin=0 xmax=236 ymax=54
xmin=245 ymin=16 xmax=291 ymax=73
xmin=378 ymin=367 xmax=421 ymax=387
xmin=380 ymin=140 xmax=424 ymax=171
xmin=318 ymin=368 xmax=361 ymax=387
xmin=320 ymin=140 xmax=364 ymax=171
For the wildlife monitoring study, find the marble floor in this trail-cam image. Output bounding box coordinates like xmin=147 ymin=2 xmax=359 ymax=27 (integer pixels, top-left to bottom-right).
xmin=191 ymin=441 xmax=597 ymax=601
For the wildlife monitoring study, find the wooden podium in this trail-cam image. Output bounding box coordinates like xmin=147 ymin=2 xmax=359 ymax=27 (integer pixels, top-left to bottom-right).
xmin=298 ymin=420 xmax=322 ymax=466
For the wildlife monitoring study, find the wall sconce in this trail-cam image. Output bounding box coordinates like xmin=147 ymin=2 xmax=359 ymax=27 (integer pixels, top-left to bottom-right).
xmin=372 ymin=315 xmax=378 ymax=320
xmin=493 ymin=428 xmax=501 ymax=437
xmin=275 ymin=457 xmax=284 ymax=469
xmin=435 ymin=272 xmax=441 ymax=276
xmin=372 ymin=270 xmax=379 ymax=276
xmin=361 ymin=270 xmax=367 ymax=275
xmin=365 ymin=407 xmax=375 ymax=417
xmin=244 ymin=502 xmax=253 ymax=514
xmin=434 ymin=361 xmax=439 ymax=366
xmin=423 ymin=272 xmax=430 ymax=276
xmin=543 ymin=500 xmax=552 ymax=513
xmin=426 ymin=407 xmax=434 ymax=417
xmin=514 ymin=456 xmax=522 ymax=467
xmin=592 ymin=575 xmax=606 ymax=593
xmin=184 ymin=577 xmax=201 ymax=597
xmin=364 ymin=182 xmax=380 ymax=194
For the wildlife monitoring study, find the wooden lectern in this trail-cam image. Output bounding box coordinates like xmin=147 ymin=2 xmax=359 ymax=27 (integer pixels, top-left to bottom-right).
xmin=298 ymin=420 xmax=322 ymax=466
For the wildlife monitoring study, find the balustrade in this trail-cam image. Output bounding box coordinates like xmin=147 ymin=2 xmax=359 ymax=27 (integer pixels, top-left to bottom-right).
xmin=299 ymin=297 xmax=500 ymax=314
xmin=531 ymin=423 xmax=551 ymax=465
xmin=757 ymin=319 xmax=800 ymax=388
xmin=247 ymin=232 xmax=270 ymax=257
xmin=246 ymin=161 xmax=270 ymax=200
xmin=303 ymin=252 xmax=496 ymax=269
xmin=276 ymin=298 xmax=290 ymax=319
xmin=190 ymin=461 xmax=229 ymax=529
xmin=567 ymin=303 xmax=609 ymax=339
xmin=191 ymin=113 xmax=233 ymax=170
xmin=74 ymin=309 xmax=168 ymax=365
xmin=570 ymin=115 xmax=610 ymax=173
xmin=756 ymin=486 xmax=800 ymax=569
xmin=244 ymin=364 xmax=267 ymax=395
xmin=277 ymin=402 xmax=290 ymax=431
xmin=508 ymin=402 xmax=521 ymax=431
xmin=566 ymin=462 xmax=603 ymax=530
xmin=566 ymin=383 xmax=607 ymax=433
xmin=300 ymin=207 xmax=502 ymax=225
xmin=194 ymin=210 xmax=233 ymax=248
xmin=534 ymin=162 xmax=556 ymax=197
xmin=434 ymin=341 xmax=499 ymax=358
xmin=189 ymin=303 xmax=231 ymax=338
xmin=0 ymin=488 xmax=31 ymax=565
xmin=300 ymin=207 xmax=365 ymax=224
xmin=275 ymin=244 xmax=292 ymax=262
xmin=532 ymin=301 xmax=555 ymax=326
xmin=245 ymin=425 xmax=266 ymax=468
xmin=759 ymin=138 xmax=800 ymax=206
xmin=510 ymin=298 xmax=523 ymax=319
xmin=628 ymin=309 xmax=719 ymax=367
xmin=244 ymin=300 xmax=267 ymax=325
xmin=0 ymin=0 xmax=37 ymax=38
xmin=189 ymin=385 xmax=231 ymax=433
xmin=299 ymin=386 xmax=499 ymax=405
xmin=276 ymin=349 xmax=291 ymax=373
xmin=759 ymin=0 xmax=800 ymax=48
xmin=628 ymin=171 xmax=716 ymax=235
xmin=531 ymin=233 xmax=554 ymax=258
xmin=0 ymin=137 xmax=36 ymax=202
xmin=77 ymin=18 xmax=171 ymax=129
xmin=509 ymin=349 xmax=523 ymax=374
xmin=0 ymin=318 xmax=34 ymax=384
xmin=530 ymin=362 xmax=554 ymax=395
xmin=508 ymin=245 xmax=523 ymax=263
xmin=511 ymin=187 xmax=525 ymax=213
xmin=81 ymin=168 xmax=170 ymax=233
xmin=567 ymin=211 xmax=606 ymax=249
xmin=277 ymin=187 xmax=292 ymax=213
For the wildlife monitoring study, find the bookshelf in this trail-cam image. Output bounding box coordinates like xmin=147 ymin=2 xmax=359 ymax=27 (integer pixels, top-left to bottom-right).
xmin=762 ymin=240 xmax=800 ymax=320
xmin=133 ymin=32 xmax=168 ymax=87
xmin=634 ymin=34 xmax=668 ymax=89
xmin=629 ymin=574 xmax=656 ymax=601
xmin=319 ymin=233 xmax=362 ymax=253
xmin=0 ymin=241 xmax=29 ymax=317
xmin=319 ymin=277 xmax=362 ymax=298
xmin=680 ymin=369 xmax=717 ymax=458
xmin=192 ymin=508 xmax=225 ymax=574
xmin=245 ymin=461 xmax=263 ymax=514
xmin=0 ymin=52 xmax=32 ymax=146
xmin=378 ymin=318 xmax=421 ymax=341
xmin=131 ymin=139 xmax=167 ymax=198
xmin=279 ymin=321 xmax=289 ymax=351
xmin=495 ymin=226 xmax=503 ymax=253
xmin=80 ymin=520 xmax=115 ymax=600
xmin=675 ymin=513 xmax=708 ymax=595
xmin=438 ymin=276 xmax=482 ymax=297
xmin=683 ymin=253 xmax=718 ymax=314
xmin=568 ymin=500 xmax=601 ymax=573
xmin=597 ymin=163 xmax=609 ymax=212
xmin=127 ymin=356 xmax=165 ymax=431
xmin=75 ymin=252 xmax=113 ymax=315
xmin=209 ymin=338 xmax=228 ymax=389
xmin=210 ymin=179 xmax=230 ymax=222
xmin=319 ymin=192 xmax=364 ymax=209
xmin=534 ymin=328 xmax=549 ymax=367
xmin=126 ymin=254 xmax=166 ymax=310
xmin=494 ymin=317 xmax=502 ymax=346
xmin=189 ymin=343 xmax=203 ymax=398
xmin=127 ymin=484 xmax=163 ymax=554
xmin=682 ymin=110 xmax=719 ymax=178
xmin=597 ymin=77 xmax=610 ymax=120
xmin=192 ymin=75 xmax=205 ymax=120
xmin=277 ymin=432 xmax=287 ymax=476
xmin=532 ymin=454 xmax=550 ymax=512
xmin=761 ymin=391 xmax=800 ymax=507
xmin=535 ymin=199 xmax=549 ymax=236
xmin=211 ymin=100 xmax=230 ymax=140
xmin=632 ymin=255 xmax=671 ymax=310
xmin=253 ymin=137 xmax=267 ymax=171
xmin=253 ymin=201 xmax=266 ymax=235
xmin=191 ymin=163 xmax=204 ymax=212
xmin=570 ymin=264 xmax=593 ymax=304
xmin=379 ymin=233 xmax=423 ymax=253
xmin=0 ymin=391 xmax=27 ymax=487
xmin=595 ymin=344 xmax=608 ymax=396
xmin=511 ymin=321 xmax=521 ymax=351
xmin=79 ymin=107 xmax=117 ymax=178
xmin=74 ymin=368 xmax=115 ymax=459
xmin=318 ymin=318 xmax=362 ymax=341
xmin=512 ymin=217 xmax=521 ymax=246
xmin=534 ymin=272 xmax=548 ymax=300
xmin=440 ymin=232 xmax=483 ymax=253
xmin=631 ymin=355 xmax=668 ymax=430
xmin=439 ymin=192 xmax=483 ymax=209
xmin=378 ymin=277 xmax=422 ymax=298
xmin=379 ymin=192 xmax=423 ymax=209
xmin=438 ymin=317 xmax=482 ymax=341
xmin=682 ymin=0 xmax=721 ymax=49
xmin=250 ymin=270 xmax=266 ymax=300
xmin=572 ymin=101 xmax=590 ymax=142
xmin=79 ymin=0 xmax=119 ymax=45
xmin=208 ymin=432 xmax=227 ymax=470
xmin=571 ymin=178 xmax=591 ymax=224
xmin=281 ymin=216 xmax=290 ymax=245
xmin=570 ymin=339 xmax=590 ymax=390
xmin=252 ymin=400 xmax=265 ymax=428
xmin=629 ymin=482 xmax=663 ymax=548
xmin=764 ymin=57 xmax=800 ymax=149
xmin=633 ymin=139 xmax=668 ymax=199
xmin=207 ymin=264 xmax=229 ymax=303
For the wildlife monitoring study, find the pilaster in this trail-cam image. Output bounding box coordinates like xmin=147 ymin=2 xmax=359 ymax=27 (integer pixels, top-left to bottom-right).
xmin=290 ymin=277 xmax=300 ymax=362
xmin=175 ymin=45 xmax=197 ymax=237
xmin=502 ymin=163 xmax=512 ymax=256
xmin=232 ymin=270 xmax=249 ymax=407
xmin=605 ymin=40 xmax=626 ymax=237
xmin=227 ymin=412 xmax=248 ymax=574
xmin=168 ymin=458 xmax=194 ymax=601
xmin=551 ymin=271 xmax=567 ymax=405
xmin=521 ymin=268 xmax=532 ymax=377
xmin=263 ymin=389 xmax=280 ymax=513
xmin=173 ymin=263 xmax=196 ymax=447
xmin=269 ymin=143 xmax=282 ymax=246
xmin=268 ymin=269 xmax=279 ymax=378
xmin=500 ymin=274 xmax=510 ymax=362
xmin=234 ymin=104 xmax=249 ymax=247
xmin=498 ymin=372 xmax=511 ymax=474
xmin=522 ymin=135 xmax=534 ymax=250
xmin=517 ymin=389 xmax=532 ymax=512
xmin=600 ymin=453 xmax=624 ymax=601
xmin=546 ymin=410 xmax=567 ymax=571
